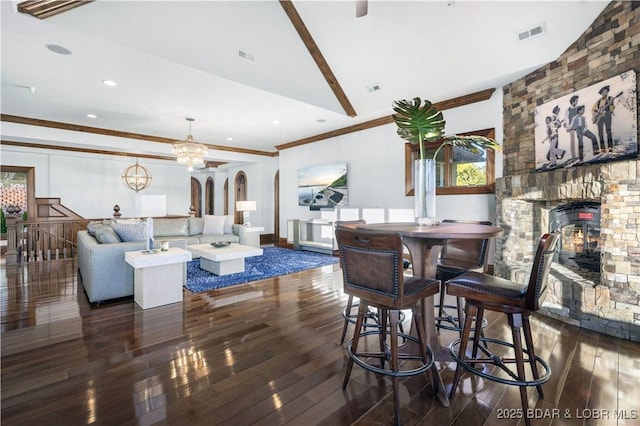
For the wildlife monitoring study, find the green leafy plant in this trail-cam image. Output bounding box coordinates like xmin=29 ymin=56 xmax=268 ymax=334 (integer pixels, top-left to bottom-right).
xmin=392 ymin=97 xmax=501 ymax=160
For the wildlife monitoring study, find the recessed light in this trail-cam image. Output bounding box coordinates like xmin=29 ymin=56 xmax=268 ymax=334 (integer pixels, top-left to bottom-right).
xmin=86 ymin=114 xmax=97 ymax=119
xmin=102 ymin=80 xmax=117 ymax=87
xmin=226 ymin=137 xmax=233 ymax=141
xmin=272 ymin=119 xmax=280 ymax=125
xmin=45 ymin=44 xmax=72 ymax=55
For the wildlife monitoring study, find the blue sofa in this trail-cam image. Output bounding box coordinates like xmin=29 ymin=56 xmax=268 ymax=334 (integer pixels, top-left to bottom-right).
xmin=77 ymin=216 xmax=244 ymax=303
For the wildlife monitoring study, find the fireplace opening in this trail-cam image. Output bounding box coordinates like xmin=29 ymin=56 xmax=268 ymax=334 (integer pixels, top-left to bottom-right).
xmin=549 ymin=202 xmax=601 ymax=272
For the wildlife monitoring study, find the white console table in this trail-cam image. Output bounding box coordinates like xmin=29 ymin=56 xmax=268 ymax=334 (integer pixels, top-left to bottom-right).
xmin=287 ymin=219 xmax=337 ymax=255
xmin=125 ymin=247 xmax=192 ymax=309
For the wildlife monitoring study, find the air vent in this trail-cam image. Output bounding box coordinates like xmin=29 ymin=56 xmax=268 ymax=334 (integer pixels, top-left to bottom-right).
xmin=518 ymin=24 xmax=545 ymax=41
xmin=237 ymin=49 xmax=254 ymax=62
xmin=367 ymin=83 xmax=381 ymax=93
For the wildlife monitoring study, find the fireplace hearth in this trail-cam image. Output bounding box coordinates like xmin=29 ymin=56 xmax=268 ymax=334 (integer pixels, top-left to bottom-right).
xmin=549 ymin=202 xmax=600 ymax=272
xmin=495 ymin=160 xmax=640 ymax=341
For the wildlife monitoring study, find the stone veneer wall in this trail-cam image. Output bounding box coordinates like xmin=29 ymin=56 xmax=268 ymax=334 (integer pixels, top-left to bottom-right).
xmin=496 ymin=1 xmax=640 ymax=340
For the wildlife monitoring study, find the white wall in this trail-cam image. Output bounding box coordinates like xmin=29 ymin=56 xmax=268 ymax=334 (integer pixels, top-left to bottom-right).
xmin=192 ymin=157 xmax=278 ymax=233
xmin=1 ymin=145 xmax=192 ymax=218
xmin=277 ymin=91 xmax=504 ymax=239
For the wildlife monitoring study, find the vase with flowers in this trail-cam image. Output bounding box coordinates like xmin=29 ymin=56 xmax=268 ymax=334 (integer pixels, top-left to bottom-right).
xmin=392 ymin=97 xmax=501 ymax=225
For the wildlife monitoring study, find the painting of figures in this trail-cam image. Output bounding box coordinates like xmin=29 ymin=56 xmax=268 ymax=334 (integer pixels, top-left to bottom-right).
xmin=534 ymin=70 xmax=637 ymax=172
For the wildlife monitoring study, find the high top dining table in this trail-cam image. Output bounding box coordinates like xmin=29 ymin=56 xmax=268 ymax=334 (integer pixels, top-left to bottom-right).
xmin=357 ymin=221 xmax=503 ymax=406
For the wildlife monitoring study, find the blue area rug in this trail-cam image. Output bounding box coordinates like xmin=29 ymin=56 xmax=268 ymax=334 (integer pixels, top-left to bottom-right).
xmin=185 ymin=246 xmax=339 ymax=293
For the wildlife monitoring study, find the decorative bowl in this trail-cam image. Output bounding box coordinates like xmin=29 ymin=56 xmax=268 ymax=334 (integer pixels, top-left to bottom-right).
xmin=211 ymin=241 xmax=231 ymax=248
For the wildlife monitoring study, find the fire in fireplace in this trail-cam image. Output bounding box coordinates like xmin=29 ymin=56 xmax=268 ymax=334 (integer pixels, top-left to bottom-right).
xmin=549 ymin=202 xmax=601 ymax=272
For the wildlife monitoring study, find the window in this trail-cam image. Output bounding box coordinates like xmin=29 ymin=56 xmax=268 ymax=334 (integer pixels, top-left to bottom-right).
xmin=405 ymin=128 xmax=496 ymax=196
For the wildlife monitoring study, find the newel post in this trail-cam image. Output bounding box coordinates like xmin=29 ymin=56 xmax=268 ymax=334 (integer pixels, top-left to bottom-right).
xmin=5 ymin=216 xmax=20 ymax=264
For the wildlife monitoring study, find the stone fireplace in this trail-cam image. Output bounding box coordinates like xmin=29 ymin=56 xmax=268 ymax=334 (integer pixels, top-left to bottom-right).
xmin=495 ymin=160 xmax=640 ymax=341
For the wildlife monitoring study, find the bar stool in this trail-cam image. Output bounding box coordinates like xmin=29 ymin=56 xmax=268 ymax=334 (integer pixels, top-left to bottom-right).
xmin=336 ymin=227 xmax=440 ymax=425
xmin=447 ymin=233 xmax=560 ymax=426
xmin=435 ymin=219 xmax=492 ymax=335
xmin=335 ymin=220 xmax=372 ymax=344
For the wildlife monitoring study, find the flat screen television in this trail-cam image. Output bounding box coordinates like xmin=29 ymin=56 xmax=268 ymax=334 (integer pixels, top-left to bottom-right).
xmin=298 ymin=162 xmax=348 ymax=210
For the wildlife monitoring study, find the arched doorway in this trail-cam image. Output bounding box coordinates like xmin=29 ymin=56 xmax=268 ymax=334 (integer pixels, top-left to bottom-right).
xmin=205 ymin=177 xmax=214 ymax=215
xmin=190 ymin=177 xmax=202 ymax=217
xmin=234 ymin=171 xmax=247 ymax=224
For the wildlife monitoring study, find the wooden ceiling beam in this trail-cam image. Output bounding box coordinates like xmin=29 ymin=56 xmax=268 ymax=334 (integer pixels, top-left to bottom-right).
xmin=17 ymin=1 xmax=93 ymax=19
xmin=279 ymin=0 xmax=357 ymax=118
xmin=276 ymin=88 xmax=496 ymax=150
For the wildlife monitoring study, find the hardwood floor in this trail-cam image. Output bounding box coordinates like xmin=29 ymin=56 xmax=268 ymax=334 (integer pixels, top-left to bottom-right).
xmin=1 ymin=258 xmax=639 ymax=425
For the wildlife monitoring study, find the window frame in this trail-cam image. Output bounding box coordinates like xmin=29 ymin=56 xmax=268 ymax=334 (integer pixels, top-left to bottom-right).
xmin=405 ymin=127 xmax=496 ymax=196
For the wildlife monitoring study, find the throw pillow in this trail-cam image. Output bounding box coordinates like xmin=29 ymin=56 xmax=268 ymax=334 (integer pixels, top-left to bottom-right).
xmin=202 ymin=215 xmax=226 ymax=235
xmin=86 ymin=221 xmax=105 ymax=237
xmin=95 ymin=226 xmax=122 ymax=244
xmin=111 ymin=222 xmax=149 ymax=242
xmin=188 ymin=217 xmax=204 ymax=235
xmin=224 ymin=215 xmax=234 ymax=234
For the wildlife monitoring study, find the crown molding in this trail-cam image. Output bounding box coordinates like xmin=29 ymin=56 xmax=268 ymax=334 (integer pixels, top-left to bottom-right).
xmin=0 ymin=114 xmax=276 ymax=157
xmin=0 ymin=139 xmax=227 ymax=169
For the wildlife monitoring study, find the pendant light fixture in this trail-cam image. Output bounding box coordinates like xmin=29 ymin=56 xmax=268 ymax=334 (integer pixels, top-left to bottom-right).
xmin=122 ymin=158 xmax=152 ymax=192
xmin=172 ymin=117 xmax=207 ymax=172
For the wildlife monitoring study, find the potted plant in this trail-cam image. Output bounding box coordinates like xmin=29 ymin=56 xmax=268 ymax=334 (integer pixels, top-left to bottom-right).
xmin=392 ymin=97 xmax=501 ymax=225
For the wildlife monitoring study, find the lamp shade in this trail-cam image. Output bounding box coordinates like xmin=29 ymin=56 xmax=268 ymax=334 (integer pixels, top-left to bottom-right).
xmin=236 ymin=201 xmax=256 ymax=211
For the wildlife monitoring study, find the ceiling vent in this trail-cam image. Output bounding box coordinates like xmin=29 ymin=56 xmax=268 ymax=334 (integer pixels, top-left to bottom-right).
xmin=237 ymin=49 xmax=254 ymax=62
xmin=518 ymin=24 xmax=545 ymax=42
xmin=367 ymin=83 xmax=381 ymax=93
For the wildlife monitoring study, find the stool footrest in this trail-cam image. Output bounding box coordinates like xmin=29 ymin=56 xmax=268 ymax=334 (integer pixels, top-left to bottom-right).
xmin=347 ymin=330 xmax=434 ymax=378
xmin=449 ymin=336 xmax=551 ymax=387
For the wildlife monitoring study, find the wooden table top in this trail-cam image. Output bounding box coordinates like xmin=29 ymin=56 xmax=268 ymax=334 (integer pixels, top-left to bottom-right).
xmin=358 ymin=221 xmax=503 ymax=239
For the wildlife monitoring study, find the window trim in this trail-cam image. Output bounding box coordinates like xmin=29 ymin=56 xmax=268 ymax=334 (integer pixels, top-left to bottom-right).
xmin=405 ymin=127 xmax=496 ymax=196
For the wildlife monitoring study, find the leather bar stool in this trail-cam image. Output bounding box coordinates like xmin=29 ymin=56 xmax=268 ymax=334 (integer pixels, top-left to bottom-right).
xmin=436 ymin=219 xmax=492 ymax=335
xmin=336 ymin=227 xmax=439 ymax=426
xmin=335 ymin=220 xmax=373 ymax=344
xmin=447 ymin=233 xmax=560 ymax=426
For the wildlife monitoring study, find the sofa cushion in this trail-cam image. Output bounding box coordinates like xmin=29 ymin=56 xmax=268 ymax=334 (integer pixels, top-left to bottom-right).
xmin=224 ymin=215 xmax=234 ymax=234
xmin=111 ymin=222 xmax=149 ymax=242
xmin=95 ymin=226 xmax=122 ymax=244
xmin=203 ymin=215 xmax=226 ymax=235
xmin=188 ymin=217 xmax=204 ymax=236
xmin=153 ymin=218 xmax=189 ymax=237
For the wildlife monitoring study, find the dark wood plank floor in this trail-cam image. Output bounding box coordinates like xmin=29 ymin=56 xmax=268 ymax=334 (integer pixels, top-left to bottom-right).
xmin=1 ymin=258 xmax=639 ymax=425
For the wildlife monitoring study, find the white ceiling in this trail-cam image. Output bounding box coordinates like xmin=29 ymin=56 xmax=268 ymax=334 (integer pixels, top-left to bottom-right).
xmin=1 ymin=0 xmax=608 ymax=161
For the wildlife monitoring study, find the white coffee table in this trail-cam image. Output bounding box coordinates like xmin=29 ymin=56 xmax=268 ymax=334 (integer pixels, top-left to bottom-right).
xmin=125 ymin=247 xmax=192 ymax=309
xmin=187 ymin=243 xmax=263 ymax=276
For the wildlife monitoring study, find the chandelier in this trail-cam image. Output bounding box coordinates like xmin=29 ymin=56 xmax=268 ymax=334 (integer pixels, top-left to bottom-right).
xmin=172 ymin=117 xmax=207 ymax=172
xmin=122 ymin=159 xmax=152 ymax=192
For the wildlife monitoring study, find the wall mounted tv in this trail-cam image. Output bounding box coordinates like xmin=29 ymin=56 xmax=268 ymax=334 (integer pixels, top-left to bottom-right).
xmin=298 ymin=162 xmax=348 ymax=210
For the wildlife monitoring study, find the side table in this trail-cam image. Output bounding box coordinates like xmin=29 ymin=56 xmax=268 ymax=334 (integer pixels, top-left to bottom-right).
xmin=125 ymin=247 xmax=192 ymax=309
xmin=242 ymin=226 xmax=264 ymax=247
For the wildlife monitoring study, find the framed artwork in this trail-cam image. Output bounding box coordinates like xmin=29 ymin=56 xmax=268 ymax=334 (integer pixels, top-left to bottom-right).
xmin=534 ymin=70 xmax=637 ymax=172
xmin=298 ymin=162 xmax=348 ymax=210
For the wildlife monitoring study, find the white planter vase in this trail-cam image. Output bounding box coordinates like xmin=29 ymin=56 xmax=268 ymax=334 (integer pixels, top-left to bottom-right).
xmin=414 ymin=159 xmax=437 ymax=225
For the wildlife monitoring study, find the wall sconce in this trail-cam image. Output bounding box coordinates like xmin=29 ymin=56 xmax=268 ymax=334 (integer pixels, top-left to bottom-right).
xmin=236 ymin=201 xmax=256 ymax=227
